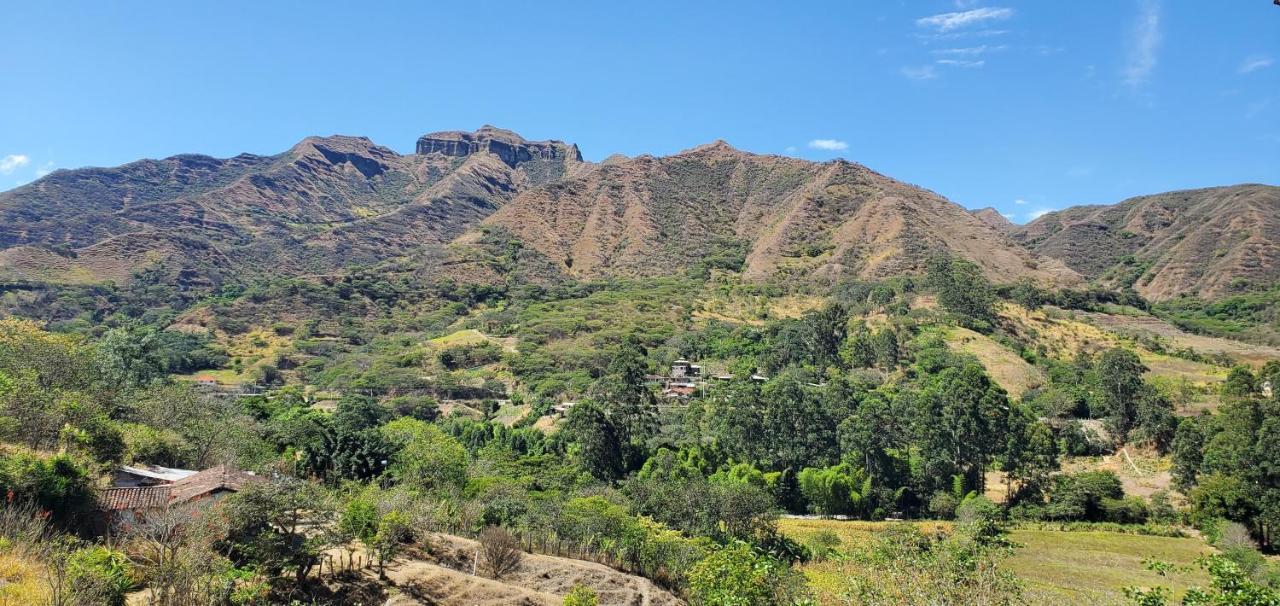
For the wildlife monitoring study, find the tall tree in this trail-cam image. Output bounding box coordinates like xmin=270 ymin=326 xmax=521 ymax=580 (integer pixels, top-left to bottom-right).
xmin=1093 ymin=348 xmax=1148 ymax=440
xmin=925 ymin=255 xmax=998 ymax=326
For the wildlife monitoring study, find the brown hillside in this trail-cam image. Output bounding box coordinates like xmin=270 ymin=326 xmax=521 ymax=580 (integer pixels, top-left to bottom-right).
xmin=0 ymin=128 xmax=585 ymax=286
xmin=474 ymin=141 xmax=1079 ymax=287
xmin=1014 ymin=184 xmax=1280 ymax=301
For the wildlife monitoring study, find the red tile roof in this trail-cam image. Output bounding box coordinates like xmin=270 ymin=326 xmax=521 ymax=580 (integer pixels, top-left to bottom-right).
xmin=99 ymin=486 xmax=171 ymax=510
xmin=99 ymin=465 xmax=260 ymax=511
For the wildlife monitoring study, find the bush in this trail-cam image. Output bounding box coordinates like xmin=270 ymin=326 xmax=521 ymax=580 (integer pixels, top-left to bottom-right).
xmin=478 ymin=525 xmax=523 ymax=579
xmin=67 ymin=545 xmax=133 ymax=606
xmin=563 ymin=583 xmax=600 ymax=606
xmin=687 ymin=541 xmax=809 ymax=606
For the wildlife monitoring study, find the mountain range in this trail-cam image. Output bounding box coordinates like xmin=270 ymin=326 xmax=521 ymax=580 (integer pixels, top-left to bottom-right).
xmin=1 ymin=126 xmax=1275 ymax=301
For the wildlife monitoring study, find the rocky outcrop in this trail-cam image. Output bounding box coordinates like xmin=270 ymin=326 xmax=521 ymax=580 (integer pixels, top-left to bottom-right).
xmin=416 ymin=125 xmax=583 ymax=167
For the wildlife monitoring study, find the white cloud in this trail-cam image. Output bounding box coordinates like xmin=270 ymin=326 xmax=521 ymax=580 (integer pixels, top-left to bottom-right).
xmin=35 ymin=161 xmax=55 ymax=178
xmin=1014 ymin=199 xmax=1028 ymax=205
xmin=1239 ymin=55 xmax=1273 ymax=75
xmin=1028 ymin=208 xmax=1055 ymax=220
xmin=0 ymin=154 xmax=29 ymax=175
xmin=1001 ymin=213 xmax=1016 ymax=220
xmin=901 ymin=65 xmax=939 ymax=81
xmin=917 ymin=7 xmax=1014 ymax=32
xmin=933 ymin=45 xmax=1005 ymax=56
xmin=1122 ymin=0 xmax=1161 ymax=89
xmin=807 ymin=139 xmax=849 ymax=151
xmin=954 ymin=0 xmax=980 ymax=7
xmin=783 ymin=146 xmax=798 ymax=155
xmin=937 ymin=59 xmax=985 ymax=68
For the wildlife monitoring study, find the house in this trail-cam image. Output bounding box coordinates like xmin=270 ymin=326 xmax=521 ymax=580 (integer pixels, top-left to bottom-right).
xmin=670 ymin=360 xmax=702 ymax=379
xmin=112 ymin=464 xmax=198 ymax=488
xmin=97 ymin=465 xmax=259 ymax=528
xmin=663 ymin=385 xmax=697 ymax=398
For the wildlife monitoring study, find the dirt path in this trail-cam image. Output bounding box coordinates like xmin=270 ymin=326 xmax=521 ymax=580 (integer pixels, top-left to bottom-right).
xmin=370 ymin=533 xmax=683 ymax=606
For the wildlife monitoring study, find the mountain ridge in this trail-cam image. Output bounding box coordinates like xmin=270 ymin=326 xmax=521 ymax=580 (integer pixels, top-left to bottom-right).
xmin=1 ymin=127 xmax=1273 ymax=302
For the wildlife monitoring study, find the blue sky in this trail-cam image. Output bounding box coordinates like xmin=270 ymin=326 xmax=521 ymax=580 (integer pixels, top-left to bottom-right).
xmin=1 ymin=1 xmax=1276 ymax=222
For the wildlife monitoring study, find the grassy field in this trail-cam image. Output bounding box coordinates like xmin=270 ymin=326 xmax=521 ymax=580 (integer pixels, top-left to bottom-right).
xmin=778 ymin=518 xmax=1213 ymax=606
xmin=944 ymin=326 xmax=1045 ymax=398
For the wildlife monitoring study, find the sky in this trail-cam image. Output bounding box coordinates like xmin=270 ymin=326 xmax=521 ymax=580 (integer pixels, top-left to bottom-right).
xmin=1 ymin=1 xmax=1277 ymax=223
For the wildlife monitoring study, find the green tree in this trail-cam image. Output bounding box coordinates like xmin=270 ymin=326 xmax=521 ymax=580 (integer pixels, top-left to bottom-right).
xmin=1094 ymin=348 xmax=1148 ymax=440
xmin=382 ymin=418 xmax=468 ymax=492
xmin=912 ymin=363 xmax=1011 ymax=496
xmin=565 ymin=400 xmax=625 ymax=481
xmin=686 ymin=541 xmax=809 ymax=606
xmin=926 ymin=255 xmax=998 ymax=326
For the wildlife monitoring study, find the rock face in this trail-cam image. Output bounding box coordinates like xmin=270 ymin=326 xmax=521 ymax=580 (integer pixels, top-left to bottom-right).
xmin=1014 ymin=184 xmax=1280 ymax=301
xmin=416 ymin=125 xmax=583 ymax=167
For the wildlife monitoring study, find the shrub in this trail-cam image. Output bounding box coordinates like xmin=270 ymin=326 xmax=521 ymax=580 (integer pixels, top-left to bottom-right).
xmin=67 ymin=545 xmax=133 ymax=606
xmin=478 ymin=525 xmax=523 ymax=579
xmin=563 ymin=583 xmax=600 ymax=606
xmin=687 ymin=541 xmax=809 ymax=606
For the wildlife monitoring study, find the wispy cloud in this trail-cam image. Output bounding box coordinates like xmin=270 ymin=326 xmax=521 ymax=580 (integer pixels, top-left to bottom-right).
xmin=35 ymin=161 xmax=55 ymax=178
xmin=1122 ymin=0 xmax=1161 ymax=89
xmin=937 ymin=59 xmax=985 ymax=68
xmin=1239 ymin=55 xmax=1273 ymax=75
xmin=808 ymin=139 xmax=849 ymax=151
xmin=1028 ymin=208 xmax=1055 ymax=220
xmin=933 ymin=45 xmax=1005 ymax=56
xmin=0 ymin=154 xmax=29 ymax=175
xmin=1014 ymin=199 xmax=1028 ymax=205
xmin=901 ymin=65 xmax=939 ymax=81
xmin=917 ymin=7 xmax=1014 ymax=32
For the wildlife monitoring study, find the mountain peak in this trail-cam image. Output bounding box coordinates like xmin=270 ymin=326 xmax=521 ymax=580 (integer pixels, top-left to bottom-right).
xmin=416 ymin=126 xmax=583 ymax=166
xmin=678 ymin=140 xmax=742 ymax=156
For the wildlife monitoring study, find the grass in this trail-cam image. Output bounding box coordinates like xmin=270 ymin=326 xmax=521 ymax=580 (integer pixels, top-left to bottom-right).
xmin=777 ymin=518 xmax=1214 ymax=606
xmin=0 ymin=550 xmax=50 ymax=606
xmin=1006 ymin=529 xmax=1212 ymax=604
xmin=944 ymin=326 xmax=1045 ymax=398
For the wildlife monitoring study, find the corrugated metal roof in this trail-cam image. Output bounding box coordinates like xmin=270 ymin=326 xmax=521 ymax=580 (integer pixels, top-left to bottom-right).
xmin=119 ymin=464 xmax=198 ymax=483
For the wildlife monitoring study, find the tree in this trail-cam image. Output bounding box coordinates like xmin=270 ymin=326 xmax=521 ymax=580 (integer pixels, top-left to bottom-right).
xmin=686 ymin=541 xmax=809 ymax=606
xmin=926 ymin=255 xmax=998 ymax=326
xmin=95 ymin=323 xmax=166 ymax=391
xmin=1171 ymin=418 xmax=1205 ymax=491
xmin=565 ymin=400 xmax=625 ymax=481
xmin=381 ymin=418 xmax=468 ymax=493
xmin=478 ymin=525 xmax=524 ymax=579
xmin=224 ymin=478 xmax=337 ymax=585
xmin=912 ymin=363 xmax=1011 ymax=496
xmin=758 ymin=369 xmax=839 ymax=471
xmin=1094 ymin=348 xmax=1148 ymax=440
xmin=841 ymin=325 xmax=876 ymax=368
xmin=1222 ymin=365 xmax=1258 ymax=400
xmin=838 ymin=392 xmax=906 ymax=494
xmin=798 ymin=464 xmax=870 ymax=517
xmin=803 ymin=303 xmax=848 ymax=370
xmin=1002 ymin=412 xmax=1060 ymax=502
